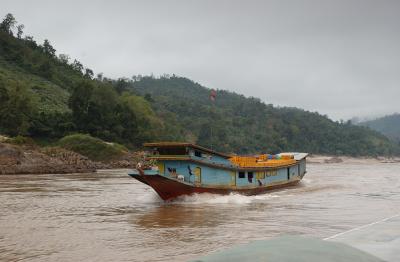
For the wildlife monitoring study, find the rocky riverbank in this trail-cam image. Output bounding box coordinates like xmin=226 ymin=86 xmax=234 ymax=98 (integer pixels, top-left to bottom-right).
xmin=2 ymin=140 xmax=399 ymax=175
xmin=0 ymin=142 xmax=145 ymax=175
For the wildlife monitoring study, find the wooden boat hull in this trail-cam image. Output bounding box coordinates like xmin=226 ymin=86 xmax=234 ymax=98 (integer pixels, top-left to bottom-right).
xmin=129 ymin=173 xmax=301 ymax=201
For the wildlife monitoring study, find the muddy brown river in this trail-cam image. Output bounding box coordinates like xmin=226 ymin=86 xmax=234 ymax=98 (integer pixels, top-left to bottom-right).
xmin=1 ymin=163 xmax=399 ymax=261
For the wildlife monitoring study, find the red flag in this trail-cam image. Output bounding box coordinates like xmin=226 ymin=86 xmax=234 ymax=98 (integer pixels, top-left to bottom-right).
xmin=210 ymin=89 xmax=217 ymax=102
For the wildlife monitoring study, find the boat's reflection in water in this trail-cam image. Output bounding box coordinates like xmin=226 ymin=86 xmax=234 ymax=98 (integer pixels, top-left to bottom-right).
xmin=134 ymin=204 xmax=230 ymax=228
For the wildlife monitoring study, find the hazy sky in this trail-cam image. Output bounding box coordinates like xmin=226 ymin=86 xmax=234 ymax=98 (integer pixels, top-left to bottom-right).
xmin=2 ymin=0 xmax=400 ymax=120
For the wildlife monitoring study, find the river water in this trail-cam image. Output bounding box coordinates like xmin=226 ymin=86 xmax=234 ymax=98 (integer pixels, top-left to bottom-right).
xmin=0 ymin=163 xmax=399 ymax=261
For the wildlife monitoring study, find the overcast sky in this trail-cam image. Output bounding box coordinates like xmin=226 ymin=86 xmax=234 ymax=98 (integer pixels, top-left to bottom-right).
xmin=2 ymin=0 xmax=400 ymax=120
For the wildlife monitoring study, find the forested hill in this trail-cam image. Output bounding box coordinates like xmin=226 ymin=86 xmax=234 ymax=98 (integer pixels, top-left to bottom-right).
xmin=0 ymin=13 xmax=398 ymax=156
xmin=359 ymin=114 xmax=400 ymax=143
xmin=0 ymin=13 xmax=161 ymax=147
xmin=131 ymin=77 xmax=398 ymax=155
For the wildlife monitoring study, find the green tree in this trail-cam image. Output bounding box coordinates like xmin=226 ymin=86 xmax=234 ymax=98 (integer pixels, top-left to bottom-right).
xmin=42 ymin=39 xmax=56 ymax=57
xmin=115 ymin=78 xmax=130 ymax=94
xmin=69 ymin=81 xmax=133 ymax=143
xmin=84 ymin=68 xmax=94 ymax=79
xmin=69 ymin=80 xmax=94 ymax=131
xmin=72 ymin=59 xmax=83 ymax=73
xmin=29 ymin=111 xmax=74 ymax=138
xmin=0 ymin=80 xmax=8 ymax=105
xmin=119 ymin=93 xmax=161 ymax=144
xmin=58 ymin=54 xmax=70 ymax=64
xmin=16 ymin=24 xmax=24 ymax=39
xmin=37 ymin=60 xmax=53 ymax=79
xmin=0 ymin=13 xmax=16 ymax=35
xmin=115 ymin=102 xmax=138 ymax=143
xmin=86 ymin=83 xmax=119 ymax=139
xmin=0 ymin=80 xmax=36 ymax=136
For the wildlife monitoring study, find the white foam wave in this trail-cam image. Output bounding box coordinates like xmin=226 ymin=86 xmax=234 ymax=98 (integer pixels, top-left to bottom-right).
xmin=301 ymin=178 xmax=313 ymax=184
xmin=171 ymin=192 xmax=281 ymax=205
xmin=135 ymin=190 xmax=165 ymax=204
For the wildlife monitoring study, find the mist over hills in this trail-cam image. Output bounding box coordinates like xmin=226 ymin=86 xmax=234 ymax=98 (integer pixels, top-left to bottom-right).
xmin=0 ymin=13 xmax=399 ymax=156
xmin=358 ymin=114 xmax=400 ymax=143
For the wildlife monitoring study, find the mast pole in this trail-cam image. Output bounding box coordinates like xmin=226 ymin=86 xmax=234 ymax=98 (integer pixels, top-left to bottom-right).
xmin=209 ymin=89 xmax=217 ymax=151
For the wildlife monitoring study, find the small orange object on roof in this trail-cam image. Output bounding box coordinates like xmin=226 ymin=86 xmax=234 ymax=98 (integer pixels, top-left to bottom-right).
xmin=229 ymin=154 xmax=296 ymax=168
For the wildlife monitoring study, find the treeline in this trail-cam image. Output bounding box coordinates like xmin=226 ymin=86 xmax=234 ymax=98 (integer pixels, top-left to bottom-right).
xmin=131 ymin=76 xmax=399 ymax=156
xmin=0 ymin=14 xmax=93 ymax=89
xmin=0 ymin=13 xmax=399 ymax=156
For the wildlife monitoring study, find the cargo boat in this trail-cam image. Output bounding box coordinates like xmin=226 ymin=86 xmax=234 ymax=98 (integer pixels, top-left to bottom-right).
xmin=128 ymin=142 xmax=308 ymax=201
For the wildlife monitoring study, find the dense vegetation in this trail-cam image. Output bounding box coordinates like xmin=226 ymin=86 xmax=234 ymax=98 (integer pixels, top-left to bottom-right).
xmin=0 ymin=13 xmax=399 ymax=156
xmin=58 ymin=134 xmax=127 ymax=161
xmin=359 ymin=114 xmax=400 ymax=143
xmin=131 ymin=77 xmax=398 ymax=155
xmin=0 ymin=13 xmax=161 ymax=147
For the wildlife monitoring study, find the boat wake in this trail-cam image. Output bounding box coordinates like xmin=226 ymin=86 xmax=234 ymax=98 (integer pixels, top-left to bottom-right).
xmin=135 ymin=189 xmax=290 ymax=206
xmin=171 ymin=192 xmax=282 ymax=205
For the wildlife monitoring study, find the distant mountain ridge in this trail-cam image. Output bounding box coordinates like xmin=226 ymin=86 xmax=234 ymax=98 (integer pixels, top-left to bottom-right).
xmin=359 ymin=114 xmax=400 ymax=143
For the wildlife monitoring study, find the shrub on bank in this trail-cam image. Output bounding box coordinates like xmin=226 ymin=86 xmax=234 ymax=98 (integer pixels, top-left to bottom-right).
xmin=6 ymin=135 xmax=36 ymax=146
xmin=58 ymin=134 xmax=128 ymax=162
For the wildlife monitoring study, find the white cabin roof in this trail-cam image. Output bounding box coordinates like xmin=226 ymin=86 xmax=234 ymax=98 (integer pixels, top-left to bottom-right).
xmin=280 ymin=152 xmax=309 ymax=161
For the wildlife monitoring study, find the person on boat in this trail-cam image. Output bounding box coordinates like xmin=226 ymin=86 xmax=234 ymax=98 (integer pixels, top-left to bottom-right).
xmin=167 ymin=168 xmax=178 ymax=178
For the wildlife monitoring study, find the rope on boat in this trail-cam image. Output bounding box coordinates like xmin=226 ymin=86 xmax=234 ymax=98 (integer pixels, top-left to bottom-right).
xmin=324 ymin=213 xmax=400 ymax=240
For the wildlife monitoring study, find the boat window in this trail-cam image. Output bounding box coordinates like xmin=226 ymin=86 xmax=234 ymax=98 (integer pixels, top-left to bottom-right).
xmin=248 ymin=172 xmax=254 ymax=183
xmin=238 ymin=171 xmax=245 ymax=178
xmin=194 ymin=150 xmax=203 ymax=157
xmin=157 ymin=147 xmax=187 ymax=155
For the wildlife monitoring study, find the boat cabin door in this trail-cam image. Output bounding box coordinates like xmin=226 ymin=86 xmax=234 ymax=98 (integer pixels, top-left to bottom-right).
xmin=194 ymin=167 xmax=201 ymax=184
xmin=230 ymin=171 xmax=236 ymax=186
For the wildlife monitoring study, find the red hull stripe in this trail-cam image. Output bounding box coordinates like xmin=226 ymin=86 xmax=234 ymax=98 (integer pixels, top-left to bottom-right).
xmin=130 ymin=174 xmax=300 ymax=201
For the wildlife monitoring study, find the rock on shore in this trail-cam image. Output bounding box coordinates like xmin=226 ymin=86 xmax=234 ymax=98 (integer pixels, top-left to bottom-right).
xmin=0 ymin=143 xmax=100 ymax=174
xmin=0 ymin=142 xmax=144 ymax=175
